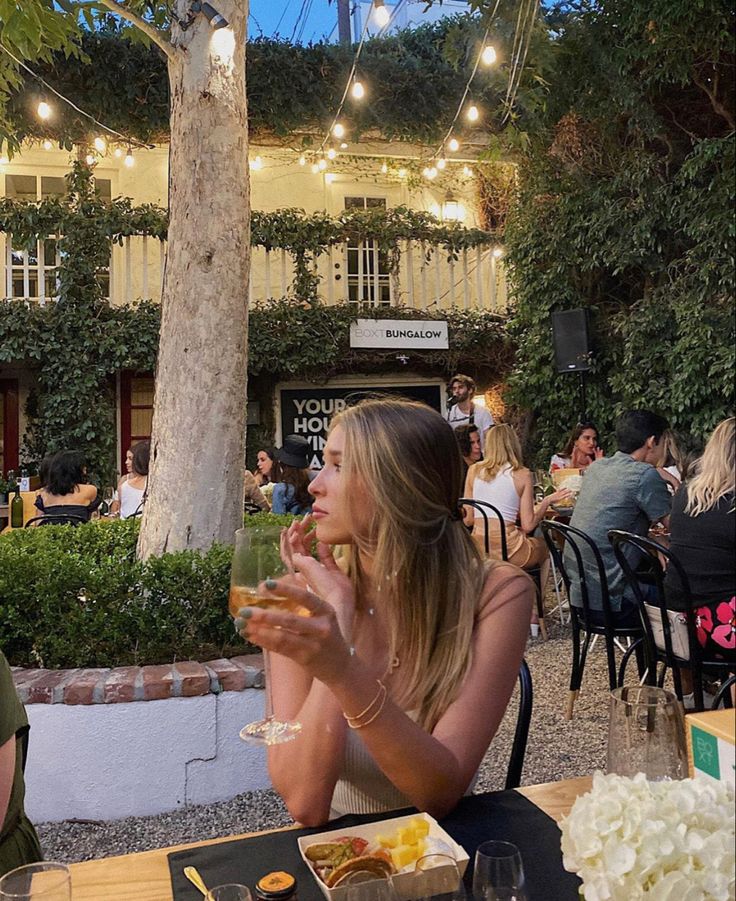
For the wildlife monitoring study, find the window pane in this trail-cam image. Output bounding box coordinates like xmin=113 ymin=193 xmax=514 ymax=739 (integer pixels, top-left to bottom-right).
xmin=366 ymin=197 xmax=387 ymax=209
xmin=44 ymin=273 xmax=58 ymax=298
xmin=5 ymin=174 xmax=37 ymax=200
xmin=130 ymin=408 xmax=153 ymax=437
xmin=41 ymin=176 xmax=67 ymax=198
xmin=12 ymin=277 xmax=25 ymax=297
xmin=10 ymin=249 xmax=24 ymax=266
xmin=95 ymin=178 xmax=112 ymax=201
xmin=27 ymin=274 xmax=38 ymax=297
xmin=27 ymin=243 xmax=38 ymax=267
xmin=344 ymin=197 xmax=366 ymax=210
xmin=43 ymin=239 xmax=58 ymax=263
xmin=130 ymin=377 xmax=154 ymax=406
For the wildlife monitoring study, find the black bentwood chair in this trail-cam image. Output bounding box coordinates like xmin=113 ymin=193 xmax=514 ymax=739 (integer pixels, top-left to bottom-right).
xmin=24 ymin=513 xmax=87 ymax=527
xmin=609 ymin=531 xmax=736 ymax=712
xmin=541 ymin=520 xmax=644 ymax=719
xmin=505 ymin=659 xmax=533 ymax=790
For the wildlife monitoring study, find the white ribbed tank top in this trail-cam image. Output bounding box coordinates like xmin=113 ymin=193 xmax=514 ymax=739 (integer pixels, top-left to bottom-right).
xmin=471 ymin=466 xmax=520 ymax=523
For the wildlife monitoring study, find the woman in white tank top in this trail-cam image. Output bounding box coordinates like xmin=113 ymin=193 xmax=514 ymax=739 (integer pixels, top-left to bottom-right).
xmin=112 ymin=440 xmax=149 ymax=519
xmin=234 ymin=398 xmax=534 ymax=825
xmin=464 ymin=424 xmax=571 ymax=569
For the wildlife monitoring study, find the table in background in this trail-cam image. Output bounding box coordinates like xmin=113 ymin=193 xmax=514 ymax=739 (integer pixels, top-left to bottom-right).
xmin=67 ymin=776 xmax=592 ymax=901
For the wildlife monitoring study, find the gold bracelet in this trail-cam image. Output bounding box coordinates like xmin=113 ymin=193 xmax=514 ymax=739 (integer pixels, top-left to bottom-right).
xmin=346 ymin=685 xmax=388 ymax=730
xmin=343 ymin=679 xmax=386 ymax=727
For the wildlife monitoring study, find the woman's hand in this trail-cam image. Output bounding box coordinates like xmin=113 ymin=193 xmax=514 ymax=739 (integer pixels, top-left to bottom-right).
xmin=594 ymin=446 xmax=604 ymax=460
xmin=237 ymin=581 xmax=353 ymax=686
xmin=283 ymin=514 xmax=317 ymax=561
xmin=547 ymin=487 xmax=573 ymax=505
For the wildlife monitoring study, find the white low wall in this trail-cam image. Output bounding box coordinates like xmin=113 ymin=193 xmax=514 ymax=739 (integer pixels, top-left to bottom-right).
xmin=24 ymin=689 xmax=270 ymax=823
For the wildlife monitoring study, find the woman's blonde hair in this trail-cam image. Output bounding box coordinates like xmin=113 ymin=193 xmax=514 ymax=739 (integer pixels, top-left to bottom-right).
xmin=685 ymin=417 xmax=735 ymax=517
xmin=653 ymin=429 xmax=683 ymax=472
xmin=475 ymin=424 xmax=524 ymax=482
xmin=331 ymin=397 xmax=485 ymax=730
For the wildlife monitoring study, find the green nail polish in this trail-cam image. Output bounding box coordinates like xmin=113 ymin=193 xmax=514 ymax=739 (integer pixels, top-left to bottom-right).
xmin=234 ymin=618 xmax=245 ymax=632
xmin=265 ymin=578 xmax=277 ymax=590
xmin=238 ymin=607 xmax=254 ymax=619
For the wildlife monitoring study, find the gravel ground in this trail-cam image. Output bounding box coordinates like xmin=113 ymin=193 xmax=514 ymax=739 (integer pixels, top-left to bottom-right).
xmin=37 ymin=601 xmax=616 ymax=864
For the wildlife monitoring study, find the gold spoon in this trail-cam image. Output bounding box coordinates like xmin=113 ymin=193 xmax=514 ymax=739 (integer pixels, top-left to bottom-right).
xmin=184 ymin=866 xmax=210 ymax=898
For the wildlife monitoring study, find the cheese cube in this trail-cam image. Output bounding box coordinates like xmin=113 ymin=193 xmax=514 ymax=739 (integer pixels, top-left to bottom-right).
xmin=376 ymin=833 xmax=398 ymax=849
xmin=397 ymin=825 xmax=416 ymax=845
xmin=391 ymin=844 xmax=417 ymax=870
xmin=410 ymin=817 xmax=430 ymax=838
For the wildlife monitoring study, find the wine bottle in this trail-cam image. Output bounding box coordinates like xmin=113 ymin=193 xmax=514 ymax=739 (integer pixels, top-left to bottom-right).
xmin=10 ymin=484 xmax=24 ymax=529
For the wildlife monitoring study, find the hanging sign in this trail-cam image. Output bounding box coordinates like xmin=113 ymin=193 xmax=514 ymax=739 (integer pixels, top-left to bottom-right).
xmin=349 ymin=319 xmax=449 ymax=350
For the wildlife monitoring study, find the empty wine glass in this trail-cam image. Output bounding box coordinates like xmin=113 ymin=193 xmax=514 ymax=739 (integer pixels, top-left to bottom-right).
xmin=413 ymin=854 xmax=464 ymax=901
xmin=0 ymin=862 xmax=71 ymax=901
xmin=229 ymin=526 xmax=303 ymax=745
xmin=102 ymin=485 xmax=115 ymax=517
xmin=344 ymin=871 xmax=397 ymax=901
xmin=473 ymin=841 xmax=527 ymax=901
xmin=206 ymin=886 xmax=252 ymax=901
xmin=607 ymin=685 xmax=688 ymax=780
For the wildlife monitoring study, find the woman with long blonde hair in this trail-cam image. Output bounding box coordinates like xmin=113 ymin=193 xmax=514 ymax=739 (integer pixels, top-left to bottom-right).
xmin=464 ymin=424 xmax=570 ymax=569
xmin=665 ymin=417 xmax=735 ymax=663
xmin=235 ymin=397 xmax=533 ymax=824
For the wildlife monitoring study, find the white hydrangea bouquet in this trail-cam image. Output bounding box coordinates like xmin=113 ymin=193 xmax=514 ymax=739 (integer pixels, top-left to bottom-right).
xmin=561 ymin=771 xmax=735 ymax=901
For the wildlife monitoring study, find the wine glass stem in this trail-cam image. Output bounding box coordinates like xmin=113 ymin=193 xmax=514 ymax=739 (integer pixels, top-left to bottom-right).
xmin=263 ymin=649 xmax=274 ymax=721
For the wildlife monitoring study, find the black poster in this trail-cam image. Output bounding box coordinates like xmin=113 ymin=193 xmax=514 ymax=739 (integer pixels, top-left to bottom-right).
xmin=279 ymin=383 xmax=443 ymax=468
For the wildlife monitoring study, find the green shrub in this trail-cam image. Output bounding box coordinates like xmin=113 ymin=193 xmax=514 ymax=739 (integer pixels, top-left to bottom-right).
xmin=0 ymin=514 xmax=298 ymax=669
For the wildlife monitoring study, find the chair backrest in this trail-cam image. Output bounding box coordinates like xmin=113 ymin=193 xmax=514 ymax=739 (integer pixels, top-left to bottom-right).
xmin=24 ymin=513 xmax=87 ymax=528
xmin=541 ymin=519 xmax=617 ymax=632
xmin=20 ymin=726 xmax=29 ymax=773
xmin=505 ymin=659 xmax=533 ymax=790
xmin=459 ymin=497 xmax=508 ymax=560
xmin=609 ymin=530 xmax=704 ymax=699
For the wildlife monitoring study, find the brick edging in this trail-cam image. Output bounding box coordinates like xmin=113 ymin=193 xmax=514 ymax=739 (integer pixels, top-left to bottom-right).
xmin=10 ymin=654 xmax=265 ymax=706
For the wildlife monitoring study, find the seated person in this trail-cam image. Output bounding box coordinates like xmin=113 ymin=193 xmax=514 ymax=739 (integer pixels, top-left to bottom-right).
xmin=253 ymin=448 xmax=276 ymax=487
xmin=34 ymin=450 xmax=99 ymax=522
xmin=453 ymin=424 xmax=482 ymax=484
xmin=1 ymin=650 xmax=42 ymax=877
xmin=112 ymin=440 xmax=150 ymax=520
xmin=234 ymin=398 xmax=533 ymax=824
xmin=567 ymin=410 xmax=673 ymax=627
xmin=550 ymin=422 xmax=602 ymax=473
xmin=664 ymin=417 xmax=735 ymax=667
xmin=271 ymin=435 xmax=313 ymax=515
xmin=653 ymin=429 xmax=683 ymax=491
xmin=464 ymin=424 xmax=571 ymax=569
xmin=244 ymin=469 xmax=269 ymax=512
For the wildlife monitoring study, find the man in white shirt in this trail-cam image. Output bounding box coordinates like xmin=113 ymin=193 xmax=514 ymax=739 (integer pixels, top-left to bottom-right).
xmin=446 ymin=373 xmax=494 ymax=448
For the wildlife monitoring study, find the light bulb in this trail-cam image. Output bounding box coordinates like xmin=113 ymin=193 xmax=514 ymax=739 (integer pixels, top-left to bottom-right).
xmin=249 ymin=155 xmax=263 ymax=170
xmin=114 ymin=147 xmax=123 ymax=158
xmin=437 ymin=158 xmax=447 ymax=170
xmin=94 ymin=137 xmax=107 ymax=153
xmin=298 ymin=155 xmax=306 ymax=166
xmin=37 ymin=101 xmax=52 ymax=120
xmin=340 ymin=142 xmax=348 ymax=149
xmin=85 ymin=154 xmax=95 ymax=166
xmin=463 ymin=165 xmax=473 ymax=177
xmin=467 ymin=104 xmax=479 ymax=122
xmin=325 ymin=173 xmax=336 ymax=184
xmin=351 ymin=80 xmax=365 ymax=100
xmin=333 ymin=122 xmax=345 ymax=139
xmin=318 ymin=158 xmax=328 ymax=171
xmin=311 ymin=163 xmax=320 ymax=174
xmin=124 ymin=151 xmax=135 ymax=168
xmin=0 ymin=155 xmax=8 ymax=166
xmin=423 ymin=166 xmax=437 ymax=180
xmin=398 ymin=168 xmax=407 ymax=178
xmin=43 ymin=140 xmax=53 ymax=151
xmin=381 ymin=162 xmax=388 ymax=174
xmin=492 ymin=247 xmax=504 ymax=259
xmin=327 ymin=147 xmax=337 ymax=160
xmin=372 ymin=1 xmax=390 ymax=27
xmin=482 ymin=45 xmax=497 ymax=66
xmin=448 ymin=138 xmax=460 ymax=152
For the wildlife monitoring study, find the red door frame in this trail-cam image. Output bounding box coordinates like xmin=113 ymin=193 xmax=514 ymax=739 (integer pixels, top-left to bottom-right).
xmin=0 ymin=379 xmax=19 ymax=476
xmin=119 ymin=370 xmax=154 ymax=474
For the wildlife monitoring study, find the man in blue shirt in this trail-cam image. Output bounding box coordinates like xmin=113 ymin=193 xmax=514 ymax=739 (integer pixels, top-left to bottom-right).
xmin=566 ymin=410 xmax=673 ymax=627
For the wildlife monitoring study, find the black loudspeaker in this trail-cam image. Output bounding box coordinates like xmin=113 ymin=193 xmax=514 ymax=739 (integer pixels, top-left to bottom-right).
xmin=551 ymin=309 xmax=591 ymax=373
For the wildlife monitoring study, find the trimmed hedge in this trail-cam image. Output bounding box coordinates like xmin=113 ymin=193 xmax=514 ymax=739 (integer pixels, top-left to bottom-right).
xmin=0 ymin=514 xmax=297 ymax=669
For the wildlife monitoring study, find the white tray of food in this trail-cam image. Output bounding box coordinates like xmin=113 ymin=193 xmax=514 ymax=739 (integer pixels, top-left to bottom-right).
xmin=298 ymin=812 xmax=469 ymax=900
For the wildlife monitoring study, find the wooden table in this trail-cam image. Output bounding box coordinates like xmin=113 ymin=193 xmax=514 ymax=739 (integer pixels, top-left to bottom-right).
xmin=67 ymin=776 xmax=593 ymax=901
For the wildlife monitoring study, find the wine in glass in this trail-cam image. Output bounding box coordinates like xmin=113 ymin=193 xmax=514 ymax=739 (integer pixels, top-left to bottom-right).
xmin=101 ymin=485 xmax=115 ymax=517
xmin=230 ymin=526 xmax=303 ymax=745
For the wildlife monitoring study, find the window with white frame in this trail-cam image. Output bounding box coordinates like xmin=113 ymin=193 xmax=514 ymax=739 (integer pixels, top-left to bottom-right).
xmin=344 ymin=196 xmax=391 ymax=307
xmin=4 ymin=174 xmax=112 ymax=302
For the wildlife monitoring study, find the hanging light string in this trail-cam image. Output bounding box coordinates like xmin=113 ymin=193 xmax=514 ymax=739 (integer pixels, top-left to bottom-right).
xmin=0 ymin=42 xmax=155 ymax=151
xmin=500 ymin=0 xmax=539 ymax=125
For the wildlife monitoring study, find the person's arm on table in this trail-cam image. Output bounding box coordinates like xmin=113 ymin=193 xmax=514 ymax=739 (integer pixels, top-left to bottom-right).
xmin=517 ymin=472 xmax=570 ymax=533
xmin=243 ymin=559 xmax=532 ymax=824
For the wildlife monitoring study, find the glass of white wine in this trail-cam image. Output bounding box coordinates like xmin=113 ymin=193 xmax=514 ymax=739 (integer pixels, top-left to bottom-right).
xmin=229 ymin=526 xmax=303 ymax=745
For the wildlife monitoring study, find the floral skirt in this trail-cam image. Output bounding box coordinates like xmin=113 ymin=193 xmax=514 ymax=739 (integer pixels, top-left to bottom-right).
xmin=694 ymin=596 xmax=736 ymax=661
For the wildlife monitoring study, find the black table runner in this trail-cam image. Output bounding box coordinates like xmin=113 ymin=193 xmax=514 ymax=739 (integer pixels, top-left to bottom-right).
xmin=168 ymin=789 xmax=581 ymax=901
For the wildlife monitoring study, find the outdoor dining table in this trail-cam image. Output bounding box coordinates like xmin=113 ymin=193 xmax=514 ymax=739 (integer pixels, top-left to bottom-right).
xmin=66 ymin=775 xmax=592 ymax=901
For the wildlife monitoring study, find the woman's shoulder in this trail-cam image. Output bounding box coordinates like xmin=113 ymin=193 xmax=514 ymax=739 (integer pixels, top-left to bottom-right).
xmin=478 ymin=561 xmax=535 ymax=618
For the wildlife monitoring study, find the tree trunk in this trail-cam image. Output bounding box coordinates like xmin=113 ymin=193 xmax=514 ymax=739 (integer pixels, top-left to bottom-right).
xmin=138 ymin=1 xmax=250 ymax=559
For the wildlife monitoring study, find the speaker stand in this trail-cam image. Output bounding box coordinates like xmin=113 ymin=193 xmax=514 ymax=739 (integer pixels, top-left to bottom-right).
xmin=578 ymin=371 xmax=589 ymax=424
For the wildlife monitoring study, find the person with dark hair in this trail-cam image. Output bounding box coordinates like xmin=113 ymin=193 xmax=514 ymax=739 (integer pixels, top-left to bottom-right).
xmin=112 ymin=440 xmax=150 ymax=519
xmin=566 ymin=410 xmax=673 ymax=626
xmin=453 ymin=424 xmax=482 ymax=483
xmin=271 ymin=435 xmax=313 ymax=515
xmin=550 ymin=422 xmax=603 ymax=472
xmin=33 ymin=450 xmax=99 ymax=522
xmin=253 ymin=448 xmax=276 ymax=487
xmin=0 ymin=650 xmax=42 ymax=876
xmin=446 ymin=374 xmax=494 ymax=447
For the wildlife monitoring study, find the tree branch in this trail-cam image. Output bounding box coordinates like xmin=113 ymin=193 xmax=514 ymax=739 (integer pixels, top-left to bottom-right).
xmin=93 ymin=0 xmax=176 ymax=59
xmin=692 ymin=68 xmax=735 ymax=132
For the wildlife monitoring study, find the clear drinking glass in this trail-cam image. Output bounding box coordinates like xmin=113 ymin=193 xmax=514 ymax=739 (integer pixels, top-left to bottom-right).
xmin=0 ymin=863 xmax=71 ymax=901
xmin=229 ymin=526 xmax=303 ymax=745
xmin=344 ymin=872 xmax=398 ymax=901
xmin=606 ymin=685 xmax=688 ymax=780
xmin=206 ymin=886 xmax=252 ymax=901
xmin=102 ymin=486 xmax=115 ymax=516
xmin=473 ymin=841 xmax=527 ymax=901
xmin=413 ymin=854 xmax=464 ymax=901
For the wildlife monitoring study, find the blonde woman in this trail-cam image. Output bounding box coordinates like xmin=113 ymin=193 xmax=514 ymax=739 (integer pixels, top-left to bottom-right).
xmin=665 ymin=417 xmax=735 ymax=663
xmin=464 ymin=424 xmax=571 ymax=569
xmin=235 ymin=398 xmax=533 ymax=825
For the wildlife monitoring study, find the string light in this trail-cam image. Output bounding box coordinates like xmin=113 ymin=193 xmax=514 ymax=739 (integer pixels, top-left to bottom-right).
xmin=482 ymin=45 xmax=497 ymax=65
xmin=466 ymin=104 xmax=480 ymax=122
xmin=249 ymin=155 xmax=263 ymax=170
xmin=85 ymin=153 xmax=95 ymax=166
xmin=93 ymin=136 xmax=107 ymax=153
xmin=381 ymin=162 xmax=388 ymax=174
xmin=351 ymin=79 xmax=365 ymax=100
xmin=372 ymin=0 xmax=391 ymax=28
xmin=311 ymin=163 xmax=320 ymax=174
xmin=437 ymin=158 xmax=447 ymax=170
xmin=114 ymin=148 xmax=123 ymax=158
xmin=327 ymin=147 xmax=337 ymax=160
xmin=448 ymin=138 xmax=460 ymax=152
xmin=318 ymin=158 xmax=328 ymax=171
xmin=423 ymin=166 xmax=438 ymax=180
xmin=124 ymin=149 xmax=135 ymax=168
xmin=492 ymin=247 xmax=505 ymax=259
xmin=340 ymin=142 xmax=348 ymax=150
xmin=42 ymin=139 xmax=53 ymax=151
xmin=298 ymin=155 xmax=306 ymax=166
xmin=332 ymin=122 xmax=345 ymax=139
xmin=37 ymin=101 xmax=52 ymax=120
xmin=463 ymin=165 xmax=474 ymax=177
